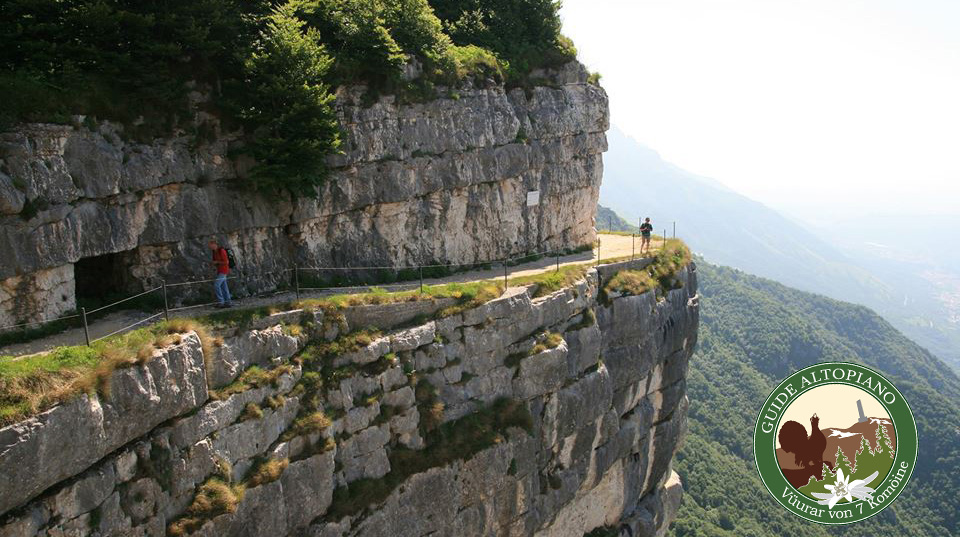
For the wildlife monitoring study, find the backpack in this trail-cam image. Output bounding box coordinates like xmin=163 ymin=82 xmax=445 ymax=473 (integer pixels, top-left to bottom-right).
xmin=223 ymin=247 xmax=237 ymax=269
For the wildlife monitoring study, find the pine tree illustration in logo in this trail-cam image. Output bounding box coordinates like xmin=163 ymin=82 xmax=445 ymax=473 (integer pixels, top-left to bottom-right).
xmin=876 ymin=422 xmax=895 ymax=458
xmin=834 ymin=446 xmax=853 ymax=477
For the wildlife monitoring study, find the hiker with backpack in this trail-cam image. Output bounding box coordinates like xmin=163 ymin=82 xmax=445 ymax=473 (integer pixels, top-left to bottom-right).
xmin=639 ymin=217 xmax=654 ymax=255
xmin=208 ymin=239 xmax=234 ymax=308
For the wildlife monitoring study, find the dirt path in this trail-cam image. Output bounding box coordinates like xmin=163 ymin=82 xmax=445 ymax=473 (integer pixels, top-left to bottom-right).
xmin=1 ymin=234 xmax=655 ymax=358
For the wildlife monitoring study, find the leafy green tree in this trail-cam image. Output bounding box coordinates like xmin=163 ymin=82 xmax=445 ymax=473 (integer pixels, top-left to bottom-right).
xmin=0 ymin=0 xmax=260 ymax=127
xmin=383 ymin=0 xmax=451 ymax=57
xmin=428 ymin=0 xmax=575 ymax=75
xmin=297 ymin=0 xmax=406 ymax=85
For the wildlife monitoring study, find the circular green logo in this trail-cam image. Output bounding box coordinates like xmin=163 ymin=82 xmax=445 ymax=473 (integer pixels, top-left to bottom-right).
xmin=754 ymin=362 xmax=917 ymax=524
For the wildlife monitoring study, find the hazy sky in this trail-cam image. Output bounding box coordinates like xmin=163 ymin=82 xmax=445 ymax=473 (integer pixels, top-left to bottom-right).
xmin=560 ymin=0 xmax=960 ymax=217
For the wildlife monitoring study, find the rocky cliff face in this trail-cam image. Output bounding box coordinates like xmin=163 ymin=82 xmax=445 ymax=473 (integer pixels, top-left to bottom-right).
xmin=0 ymin=62 xmax=607 ymax=328
xmin=0 ymin=259 xmax=698 ymax=537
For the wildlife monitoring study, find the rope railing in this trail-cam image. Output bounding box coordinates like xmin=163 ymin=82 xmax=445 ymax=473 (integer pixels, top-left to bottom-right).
xmin=0 ymin=229 xmax=671 ymax=354
xmin=168 ymin=301 xmax=223 ymax=314
xmin=0 ymin=313 xmax=81 ymax=331
xmin=91 ymin=312 xmax=166 ymax=343
xmin=85 ymin=285 xmax=164 ymax=315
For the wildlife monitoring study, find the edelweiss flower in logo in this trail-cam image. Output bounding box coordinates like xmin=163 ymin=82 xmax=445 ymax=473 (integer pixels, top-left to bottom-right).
xmin=811 ymin=468 xmax=879 ymax=509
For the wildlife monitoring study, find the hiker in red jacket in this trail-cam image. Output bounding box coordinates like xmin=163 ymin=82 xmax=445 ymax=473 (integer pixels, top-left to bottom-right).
xmin=208 ymin=240 xmax=233 ymax=308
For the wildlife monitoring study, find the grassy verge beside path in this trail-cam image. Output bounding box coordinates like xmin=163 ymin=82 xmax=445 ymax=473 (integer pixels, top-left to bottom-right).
xmin=0 ymin=237 xmax=688 ymax=427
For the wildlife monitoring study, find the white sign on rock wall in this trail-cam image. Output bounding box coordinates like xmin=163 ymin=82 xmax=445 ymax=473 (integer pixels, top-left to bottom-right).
xmin=526 ymin=190 xmax=540 ymax=207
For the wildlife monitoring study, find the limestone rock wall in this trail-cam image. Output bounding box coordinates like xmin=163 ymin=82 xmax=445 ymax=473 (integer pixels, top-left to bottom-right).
xmin=0 ymin=62 xmax=608 ymax=327
xmin=0 ymin=259 xmax=698 ymax=537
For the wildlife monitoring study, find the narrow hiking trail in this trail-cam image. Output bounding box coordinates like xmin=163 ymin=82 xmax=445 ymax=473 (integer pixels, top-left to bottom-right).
xmin=1 ymin=234 xmax=657 ymax=358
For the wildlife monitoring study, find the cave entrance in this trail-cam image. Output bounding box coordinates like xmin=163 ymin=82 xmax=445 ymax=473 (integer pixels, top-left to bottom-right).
xmin=74 ymin=251 xmax=141 ymax=309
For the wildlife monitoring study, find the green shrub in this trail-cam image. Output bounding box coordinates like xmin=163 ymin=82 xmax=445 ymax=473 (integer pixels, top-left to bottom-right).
xmin=443 ymin=45 xmax=504 ymax=83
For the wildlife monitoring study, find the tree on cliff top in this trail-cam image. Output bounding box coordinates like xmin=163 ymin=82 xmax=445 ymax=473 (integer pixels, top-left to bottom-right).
xmin=234 ymin=4 xmax=341 ymax=198
xmin=429 ymin=0 xmax=575 ymax=76
xmin=0 ymin=0 xmax=579 ymax=198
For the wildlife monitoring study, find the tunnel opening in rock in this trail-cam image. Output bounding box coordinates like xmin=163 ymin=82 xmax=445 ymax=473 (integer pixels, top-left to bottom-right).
xmin=74 ymin=251 xmax=142 ymax=308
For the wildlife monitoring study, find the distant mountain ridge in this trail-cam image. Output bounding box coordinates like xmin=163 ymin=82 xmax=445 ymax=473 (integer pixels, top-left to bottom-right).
xmin=599 ymin=126 xmax=959 ymax=369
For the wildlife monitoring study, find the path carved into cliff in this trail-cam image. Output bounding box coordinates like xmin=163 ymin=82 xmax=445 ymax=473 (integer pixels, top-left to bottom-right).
xmin=1 ymin=234 xmax=652 ymax=358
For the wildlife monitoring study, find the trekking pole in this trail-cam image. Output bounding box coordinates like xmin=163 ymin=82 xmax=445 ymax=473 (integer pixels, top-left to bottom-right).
xmin=162 ymin=281 xmax=170 ymax=322
xmin=294 ymin=265 xmax=301 ymax=301
xmin=81 ymin=307 xmax=91 ymax=347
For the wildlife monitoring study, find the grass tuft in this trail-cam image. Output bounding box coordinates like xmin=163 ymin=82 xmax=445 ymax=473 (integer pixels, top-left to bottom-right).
xmin=245 ymin=458 xmax=289 ymax=488
xmin=281 ymin=410 xmax=332 ymax=442
xmin=167 ymin=478 xmax=245 ymax=536
xmin=239 ymin=402 xmax=263 ymax=422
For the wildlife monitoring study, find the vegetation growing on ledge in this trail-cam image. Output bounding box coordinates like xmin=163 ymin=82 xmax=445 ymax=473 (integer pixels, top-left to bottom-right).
xmin=168 ymin=477 xmax=246 ymax=536
xmin=1 ymin=0 xmax=578 ymax=198
xmin=0 ymin=249 xmax=610 ymax=427
xmin=200 ymin=279 xmax=505 ymax=331
xmin=245 ymin=457 xmax=290 ymax=488
xmin=603 ymin=240 xmax=692 ymax=301
xmin=505 ymin=331 xmax=564 ymax=368
xmin=326 ymin=397 xmax=532 ymax=520
xmin=0 ymin=319 xmax=212 ymax=426
xmin=509 ymin=265 xmax=588 ymax=298
xmin=565 ymin=308 xmax=596 ymax=332
xmin=210 ymin=364 xmax=294 ymax=401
